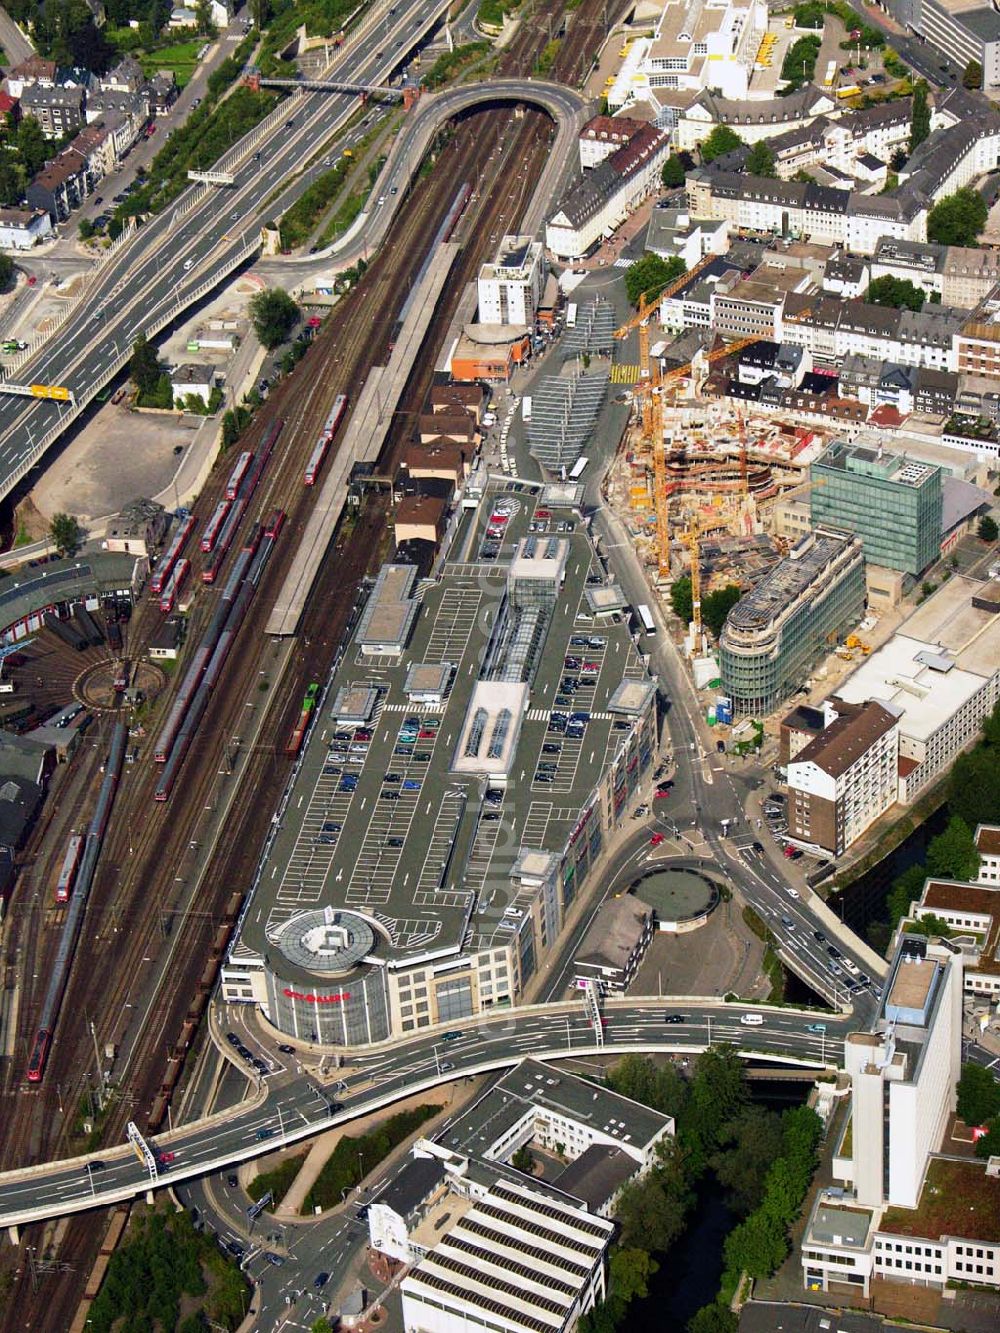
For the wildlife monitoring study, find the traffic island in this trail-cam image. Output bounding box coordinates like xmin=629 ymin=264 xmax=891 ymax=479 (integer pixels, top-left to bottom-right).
xmin=631 ymin=864 xmax=721 ymax=932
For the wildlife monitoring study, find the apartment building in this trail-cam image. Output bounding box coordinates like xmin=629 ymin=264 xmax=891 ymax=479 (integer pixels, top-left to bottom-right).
xmin=546 ymin=124 xmax=670 ymax=259
xmin=578 ymin=114 xmax=646 ymax=169
xmin=686 ymin=169 xmax=928 ymax=254
xmin=477 ymin=236 xmax=546 ymax=327
xmin=719 ymin=528 xmax=866 ymax=716
xmin=0 ymin=207 xmax=52 ymax=250
xmin=786 ymin=699 xmax=901 ymax=857
xmin=4 ymin=56 xmax=57 ymax=99
xmin=25 ymin=149 xmax=92 ymax=222
xmin=766 ymin=100 xmax=913 ymax=183
xmin=675 ymin=85 xmax=837 ymax=152
xmin=836 ymin=576 xmax=1000 ymax=802
xmin=20 ymin=83 xmax=84 ymax=138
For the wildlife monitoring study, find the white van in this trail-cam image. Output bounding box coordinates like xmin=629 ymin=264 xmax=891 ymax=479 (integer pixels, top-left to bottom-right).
xmin=740 ymin=1013 xmax=764 ymax=1026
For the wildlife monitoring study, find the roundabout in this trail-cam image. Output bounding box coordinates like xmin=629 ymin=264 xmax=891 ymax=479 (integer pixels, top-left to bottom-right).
xmin=630 ymin=863 xmax=721 ymax=932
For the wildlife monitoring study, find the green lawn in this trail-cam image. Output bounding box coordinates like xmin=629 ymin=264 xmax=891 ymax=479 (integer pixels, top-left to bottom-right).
xmin=141 ymin=40 xmax=203 ymax=90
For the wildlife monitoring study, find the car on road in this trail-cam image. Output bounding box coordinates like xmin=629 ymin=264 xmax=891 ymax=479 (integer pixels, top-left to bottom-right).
xmin=780 ymin=916 xmax=795 ymax=929
xmin=740 ymin=1014 xmax=764 ymax=1026
xmin=226 ymin=1031 xmax=240 ymax=1045
xmin=650 ymin=833 xmax=665 ymax=846
xmin=813 ymin=930 xmax=826 ymax=942
xmin=785 ymin=887 xmax=800 ymax=899
xmin=256 ymin=1127 xmax=276 ymax=1140
xmin=314 ymin=1272 xmax=330 ymax=1289
xmin=806 ymin=1023 xmax=827 ymax=1034
xmin=442 ymin=1029 xmax=464 ymax=1041
xmin=440 ymin=1061 xmax=454 ymax=1071
xmin=227 ymin=1174 xmax=239 ymax=1188
xmin=663 ymin=1013 xmax=685 ymax=1023
xmin=183 ymin=259 xmax=193 ymax=270
xmin=277 ymin=1044 xmax=295 ymax=1054
xmin=85 ymin=1160 xmax=105 ymax=1171
xmin=653 ymin=789 xmax=670 ymax=800
xmin=751 ymin=841 xmax=764 ymax=853
xmin=265 ymin=1252 xmax=285 ymax=1265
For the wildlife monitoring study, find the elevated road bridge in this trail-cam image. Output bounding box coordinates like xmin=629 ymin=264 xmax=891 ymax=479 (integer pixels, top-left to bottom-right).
xmin=0 ymin=997 xmax=845 ymax=1235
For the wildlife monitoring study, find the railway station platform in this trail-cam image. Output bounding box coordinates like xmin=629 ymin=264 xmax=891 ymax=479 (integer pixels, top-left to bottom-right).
xmin=266 ymin=241 xmax=461 ymax=636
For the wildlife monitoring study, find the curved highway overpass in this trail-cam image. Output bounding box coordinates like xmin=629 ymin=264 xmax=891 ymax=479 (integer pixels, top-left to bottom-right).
xmin=0 ymin=997 xmax=843 ymax=1231
xmin=280 ymin=78 xmax=590 ymax=275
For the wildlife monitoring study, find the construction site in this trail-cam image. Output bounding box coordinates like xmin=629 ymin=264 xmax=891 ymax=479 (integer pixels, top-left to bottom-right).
xmin=604 ymin=289 xmax=845 ymax=664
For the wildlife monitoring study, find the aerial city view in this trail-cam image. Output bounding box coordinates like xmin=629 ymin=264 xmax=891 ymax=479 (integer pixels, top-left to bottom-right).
xmin=1 ymin=0 xmax=1000 ymax=1328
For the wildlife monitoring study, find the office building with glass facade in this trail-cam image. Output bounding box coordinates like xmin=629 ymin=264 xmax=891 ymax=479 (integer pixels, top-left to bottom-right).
xmin=719 ymin=528 xmax=866 ymax=716
xmin=810 ymin=442 xmax=943 ymax=576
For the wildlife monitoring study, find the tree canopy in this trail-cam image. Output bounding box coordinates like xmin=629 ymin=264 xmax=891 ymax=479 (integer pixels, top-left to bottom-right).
xmin=702 ymin=585 xmax=742 ymax=639
xmin=662 ymin=153 xmax=686 ymax=189
xmin=865 ymin=275 xmax=925 ymax=311
xmin=745 ymin=142 xmax=776 ymax=178
xmin=249 ymin=288 xmax=300 ymax=349
xmin=925 ymin=814 xmax=980 ymax=881
xmin=909 ymin=80 xmax=931 ymax=152
xmin=49 ymin=513 xmax=84 ymax=558
xmin=129 ymin=333 xmax=160 ymax=396
xmin=670 ymin=575 xmax=693 ymax=625
xmin=979 ymin=515 xmax=998 ymax=543
xmin=963 ymin=59 xmax=983 ymax=89
xmin=624 ymin=253 xmax=686 ymax=308
xmin=957 ymin=1063 xmax=1000 ymax=1128
xmin=700 ymin=125 xmax=743 ymax=163
xmin=927 ymin=187 xmax=988 ymax=247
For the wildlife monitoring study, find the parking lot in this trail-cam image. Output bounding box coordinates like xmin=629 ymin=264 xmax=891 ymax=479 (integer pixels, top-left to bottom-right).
xmin=243 ymin=480 xmax=655 ymax=967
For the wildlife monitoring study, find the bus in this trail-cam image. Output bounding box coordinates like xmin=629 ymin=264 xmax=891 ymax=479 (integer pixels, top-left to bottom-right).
xmin=565 ymin=303 xmax=578 ymax=328
xmin=200 ymin=500 xmax=231 ymax=553
xmin=569 ymin=457 xmax=589 ymax=480
xmin=225 ymin=451 xmax=253 ymax=501
xmin=823 ymin=60 xmax=836 ymax=88
xmin=636 ymin=604 xmax=656 ymax=635
xmin=55 ymin=832 xmax=84 ymax=904
xmin=837 ymin=84 xmax=861 ymax=99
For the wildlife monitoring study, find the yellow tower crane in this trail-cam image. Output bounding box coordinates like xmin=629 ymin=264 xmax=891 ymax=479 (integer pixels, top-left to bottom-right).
xmin=682 ymin=519 xmax=704 ymax=653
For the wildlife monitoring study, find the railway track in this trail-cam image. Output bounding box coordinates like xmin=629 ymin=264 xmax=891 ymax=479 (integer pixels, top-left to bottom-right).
xmin=0 ymin=0 xmax=620 ymax=1317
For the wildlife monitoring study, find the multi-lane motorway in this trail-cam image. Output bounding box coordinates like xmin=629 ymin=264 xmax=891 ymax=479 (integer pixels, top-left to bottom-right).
xmin=0 ymin=999 xmax=845 ymax=1230
xmin=0 ymin=0 xmax=454 ymax=498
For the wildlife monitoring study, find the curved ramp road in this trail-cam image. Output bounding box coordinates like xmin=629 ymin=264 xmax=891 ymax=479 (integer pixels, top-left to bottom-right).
xmin=0 ymin=999 xmax=843 ymax=1228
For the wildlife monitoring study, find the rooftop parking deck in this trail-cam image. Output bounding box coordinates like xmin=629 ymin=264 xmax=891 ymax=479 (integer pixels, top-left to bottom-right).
xmin=239 ymin=482 xmax=654 ymax=981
